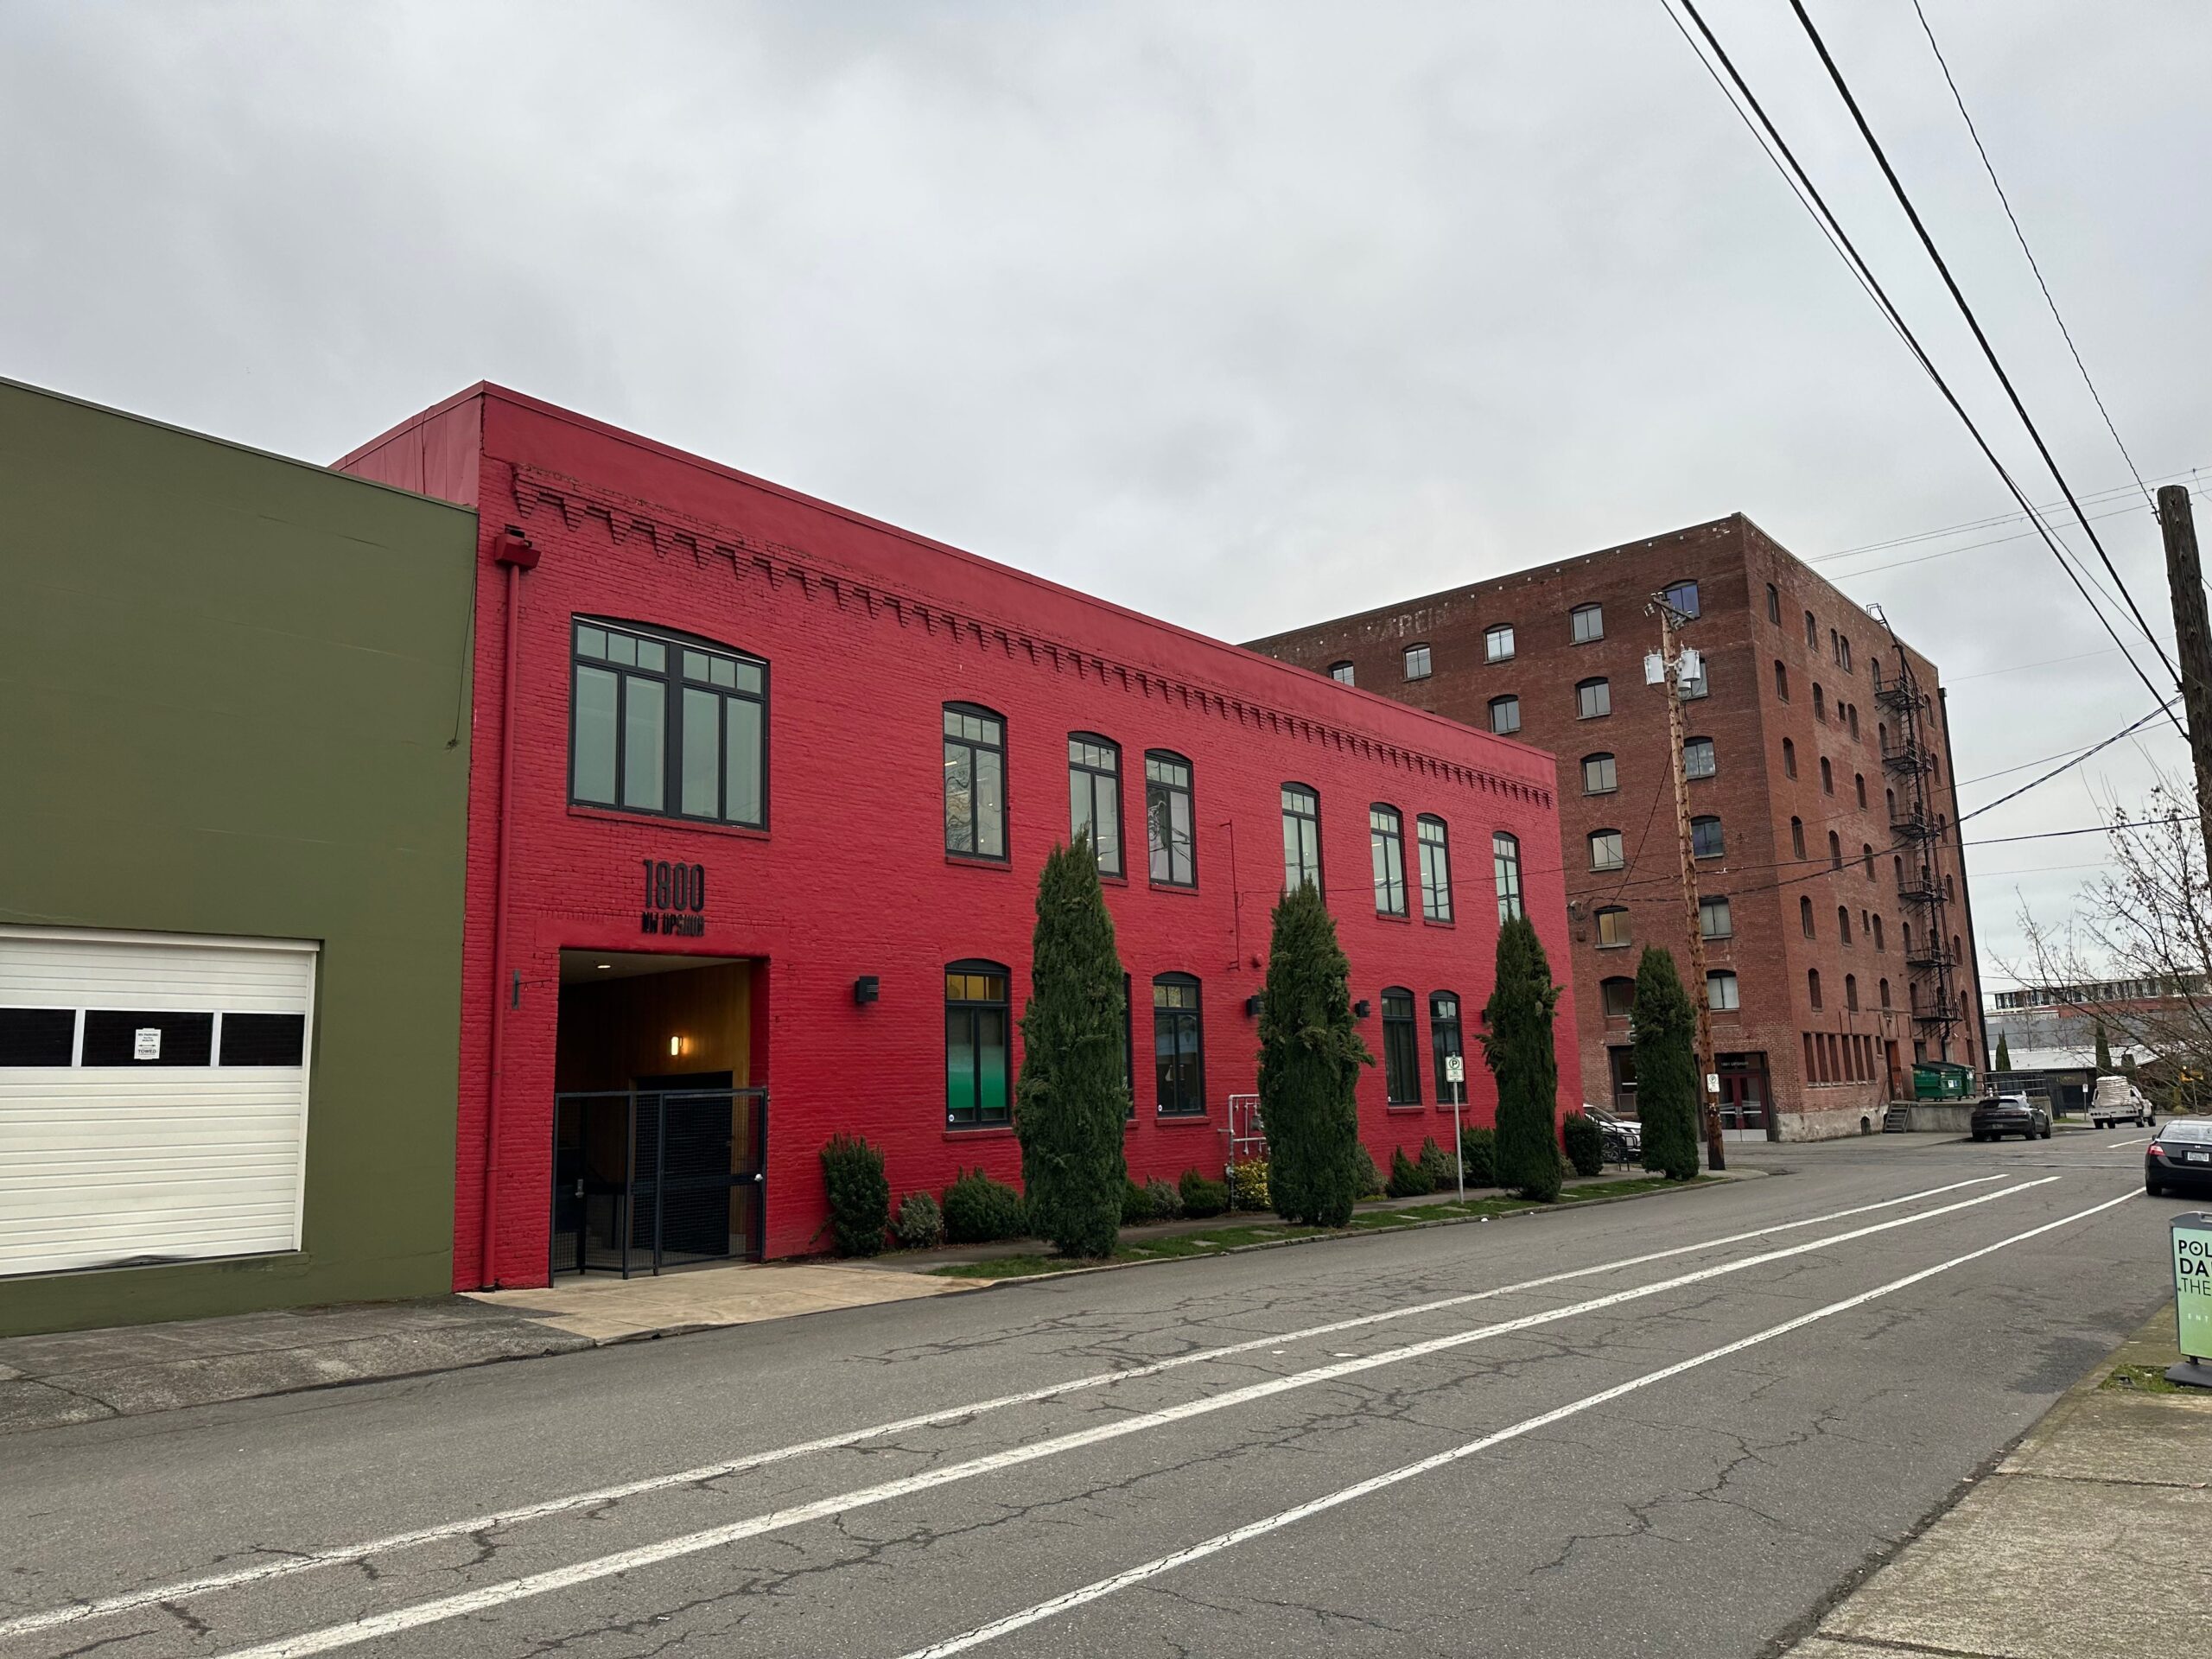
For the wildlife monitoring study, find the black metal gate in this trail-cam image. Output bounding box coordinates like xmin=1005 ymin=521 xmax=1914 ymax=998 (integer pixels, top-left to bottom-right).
xmin=550 ymin=1084 xmax=767 ymax=1277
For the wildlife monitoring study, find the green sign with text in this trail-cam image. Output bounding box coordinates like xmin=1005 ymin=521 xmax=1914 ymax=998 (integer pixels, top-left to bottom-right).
xmin=2177 ymin=1214 xmax=2212 ymax=1363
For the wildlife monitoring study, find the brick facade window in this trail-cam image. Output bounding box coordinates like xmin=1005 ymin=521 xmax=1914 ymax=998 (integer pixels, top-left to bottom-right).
xmin=1767 ymin=582 xmax=1781 ymax=623
xmin=1582 ymin=753 xmax=1618 ymax=794
xmin=1700 ymin=895 xmax=1732 ymax=938
xmin=571 ymin=618 xmax=766 ymax=828
xmin=1493 ymin=831 xmax=1523 ymax=922
xmin=944 ymin=703 xmax=1008 ymax=860
xmin=1430 ymin=992 xmax=1466 ymax=1103
xmin=945 ymin=961 xmax=1012 ymax=1127
xmin=1588 ymin=829 xmax=1625 ymax=871
xmin=1281 ymin=783 xmax=1323 ymax=894
xmin=1403 ymin=644 xmax=1431 ymax=681
xmin=1370 ymin=804 xmax=1408 ymax=917
xmin=1838 ymin=906 xmax=1852 ymax=945
xmin=1684 ymin=737 xmax=1716 ymax=779
xmin=1854 ymin=772 xmax=1867 ymax=808
xmin=1489 ymin=695 xmax=1520 ymax=735
xmin=1484 ymin=625 xmax=1515 ymax=663
xmin=1328 ymin=661 xmax=1355 ymax=684
xmin=1828 ymin=830 xmax=1843 ymax=870
xmin=1783 ymin=737 xmax=1796 ymax=778
xmin=1663 ymin=579 xmax=1700 ymax=618
xmin=1571 ymin=603 xmax=1604 ymax=645
xmin=1707 ymin=970 xmax=1740 ymax=1012
xmin=1152 ymin=974 xmax=1205 ymax=1116
xmin=1801 ymin=895 xmax=1815 ymax=938
xmin=1576 ymin=677 xmax=1611 ymax=719
xmin=1776 ymin=661 xmax=1790 ymax=701
xmin=1845 ymin=973 xmax=1859 ymax=1012
xmin=1791 ymin=817 xmax=1807 ymax=859
xmin=1808 ymin=969 xmax=1824 ymax=1010
xmin=1600 ymin=976 xmax=1635 ymax=1017
xmin=1382 ymin=988 xmax=1421 ymax=1104
xmin=1691 ymin=815 xmax=1724 ymax=859
xmin=1145 ymin=751 xmax=1196 ymax=887
xmin=1814 ymin=684 xmax=1826 ymax=722
xmin=1595 ymin=906 xmax=1630 ymax=949
xmin=1417 ymin=815 xmax=1453 ymax=922
xmin=1805 ymin=610 xmax=1819 ymax=649
xmin=1821 ymin=756 xmax=1834 ymax=794
xmin=1069 ymin=733 xmax=1124 ymax=876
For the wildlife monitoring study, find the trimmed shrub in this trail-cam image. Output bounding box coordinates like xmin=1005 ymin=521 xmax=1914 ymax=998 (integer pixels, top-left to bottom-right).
xmin=1417 ymin=1135 xmax=1455 ymax=1191
xmin=1258 ymin=881 xmax=1372 ymax=1227
xmin=1014 ymin=835 xmax=1130 ymax=1257
xmin=1387 ymin=1145 xmax=1433 ymax=1198
xmin=1144 ymin=1176 xmax=1185 ymax=1220
xmin=1633 ymin=947 xmax=1702 ymax=1181
xmin=820 ymin=1133 xmax=890 ymax=1256
xmin=1121 ymin=1179 xmax=1156 ymax=1226
xmin=1459 ymin=1126 xmax=1497 ymax=1187
xmin=1353 ymin=1142 xmax=1386 ymax=1199
xmin=1179 ymin=1168 xmax=1229 ymax=1218
xmin=892 ymin=1191 xmax=945 ymax=1251
xmin=1227 ymin=1159 xmax=1272 ymax=1212
xmin=942 ymin=1166 xmax=1029 ymax=1243
xmin=1562 ymin=1111 xmax=1605 ymax=1178
xmin=1484 ymin=916 xmax=1565 ymax=1203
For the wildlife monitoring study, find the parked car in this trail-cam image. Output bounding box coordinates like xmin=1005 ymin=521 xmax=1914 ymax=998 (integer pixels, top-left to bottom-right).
xmin=1969 ymin=1094 xmax=2051 ymax=1142
xmin=1583 ymin=1103 xmax=1642 ymax=1164
xmin=2145 ymin=1118 xmax=2212 ymax=1197
xmin=2089 ymin=1075 xmax=2156 ymax=1130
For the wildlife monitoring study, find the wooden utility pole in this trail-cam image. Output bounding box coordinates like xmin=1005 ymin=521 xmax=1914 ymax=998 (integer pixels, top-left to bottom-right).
xmin=2159 ymin=485 xmax=2212 ymax=882
xmin=1655 ymin=596 xmax=1726 ymax=1173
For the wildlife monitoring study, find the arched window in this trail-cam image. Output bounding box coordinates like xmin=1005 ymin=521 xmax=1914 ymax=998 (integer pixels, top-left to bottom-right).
xmin=1600 ymin=976 xmax=1637 ymax=1019
xmin=1854 ymin=772 xmax=1867 ymax=808
xmin=1571 ymin=602 xmax=1605 ymax=644
xmin=1382 ymin=988 xmax=1421 ymax=1105
xmin=571 ymin=619 xmax=768 ymax=827
xmin=1700 ymin=895 xmax=1732 ymax=938
xmin=1069 ymin=733 xmax=1123 ymax=875
xmin=1862 ymin=843 xmax=1875 ymax=880
xmin=1845 ymin=974 xmax=1859 ymax=1013
xmin=1878 ymin=721 xmax=1890 ymax=752
xmin=1417 ymin=816 xmax=1454 ymax=922
xmin=1685 ymin=737 xmax=1716 ymax=779
xmin=1489 ymin=695 xmax=1521 ymax=735
xmin=1783 ymin=737 xmax=1797 ymax=778
xmin=1821 ymin=757 xmax=1834 ymax=794
xmin=1707 ymin=970 xmax=1740 ymax=1012
xmin=1431 ymin=992 xmax=1466 ymax=1103
xmin=1808 ymin=969 xmax=1824 ymax=1010
xmin=1879 ymin=977 xmax=1892 ymax=1009
xmin=1814 ymin=684 xmax=1827 ymax=721
xmin=1595 ymin=906 xmax=1631 ymax=948
xmin=1493 ymin=831 xmax=1523 ymax=922
xmin=945 ymin=961 xmax=1012 ymax=1127
xmin=1662 ymin=578 xmax=1700 ymax=617
xmin=1801 ymin=895 xmax=1815 ymax=937
xmin=1328 ymin=661 xmax=1355 ymax=684
xmin=1894 ymin=854 xmax=1905 ymax=889
xmin=1281 ymin=783 xmax=1322 ymax=894
xmin=1838 ymin=906 xmax=1852 ymax=944
xmin=1484 ymin=624 xmax=1515 ymax=663
xmin=1577 ymin=677 xmax=1612 ymax=719
xmin=1153 ymin=975 xmax=1206 ymax=1116
xmin=1828 ymin=830 xmax=1843 ymax=869
xmin=1403 ymin=644 xmax=1432 ymax=681
xmin=1144 ymin=751 xmax=1196 ymax=887
xmin=1692 ymin=816 xmax=1724 ymax=858
xmin=1775 ymin=661 xmax=1790 ymax=701
xmin=1583 ymin=753 xmax=1618 ymax=794
xmin=1886 ymin=786 xmax=1897 ymax=821
xmin=1847 ymin=704 xmax=1860 ymax=739
xmin=1791 ymin=817 xmax=1807 ymax=859
xmin=944 ymin=702 xmax=1008 ymax=860
xmin=1805 ymin=610 xmax=1820 ymax=649
xmin=1588 ymin=828 xmax=1625 ymax=872
xmin=1872 ymin=915 xmax=1885 ymax=950
xmin=1370 ymin=805 xmax=1408 ymax=916
xmin=1767 ymin=583 xmax=1781 ymax=623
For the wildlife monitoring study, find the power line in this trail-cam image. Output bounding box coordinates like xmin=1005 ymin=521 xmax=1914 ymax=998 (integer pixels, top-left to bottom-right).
xmin=1783 ymin=0 xmax=2181 ymax=683
xmin=1909 ymin=0 xmax=2157 ymax=514
xmin=1956 ymin=697 xmax=2182 ymax=826
xmin=1824 ymin=466 xmax=2203 ymax=561
xmin=1664 ymin=0 xmax=2186 ymax=740
xmin=1820 ymin=490 xmax=2207 ymax=583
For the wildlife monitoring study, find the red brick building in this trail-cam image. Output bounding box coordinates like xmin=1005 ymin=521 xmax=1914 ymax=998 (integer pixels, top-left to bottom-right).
xmin=1248 ymin=515 xmax=1986 ymax=1141
xmin=336 ymin=386 xmax=1574 ymax=1288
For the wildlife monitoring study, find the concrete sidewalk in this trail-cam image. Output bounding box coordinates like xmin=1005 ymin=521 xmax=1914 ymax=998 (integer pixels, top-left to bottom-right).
xmin=1786 ymin=1309 xmax=2212 ymax=1657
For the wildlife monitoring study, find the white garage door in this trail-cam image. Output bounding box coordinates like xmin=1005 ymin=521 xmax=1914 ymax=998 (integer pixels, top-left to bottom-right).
xmin=0 ymin=927 xmax=318 ymax=1278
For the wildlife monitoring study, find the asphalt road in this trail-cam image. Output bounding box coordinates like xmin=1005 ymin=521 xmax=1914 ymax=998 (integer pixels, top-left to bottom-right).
xmin=0 ymin=1129 xmax=2177 ymax=1659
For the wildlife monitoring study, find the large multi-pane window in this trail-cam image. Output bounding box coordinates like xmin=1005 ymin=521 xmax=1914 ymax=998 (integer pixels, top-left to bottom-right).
xmin=1571 ymin=603 xmax=1604 ymax=644
xmin=1489 ymin=696 xmax=1521 ymax=735
xmin=1430 ymin=992 xmax=1465 ymax=1104
xmin=1684 ymin=737 xmax=1715 ymax=779
xmin=945 ymin=962 xmax=1011 ymax=1126
xmin=1145 ymin=752 xmax=1195 ymax=887
xmin=1281 ymin=783 xmax=1324 ymax=893
xmin=944 ymin=704 xmax=1007 ymax=859
xmin=1493 ymin=831 xmax=1523 ymax=921
xmin=1588 ymin=829 xmax=1624 ymax=871
xmin=1153 ymin=974 xmax=1205 ymax=1116
xmin=1370 ymin=805 xmax=1408 ymax=917
xmin=571 ymin=619 xmax=766 ymax=826
xmin=1417 ymin=815 xmax=1453 ymax=922
xmin=1382 ymin=988 xmax=1421 ymax=1105
xmin=1576 ymin=677 xmax=1611 ymax=719
xmin=1068 ymin=734 xmax=1122 ymax=875
xmin=1583 ymin=753 xmax=1618 ymax=794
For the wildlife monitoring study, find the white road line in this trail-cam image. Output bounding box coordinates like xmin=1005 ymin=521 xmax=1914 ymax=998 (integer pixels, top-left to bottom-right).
xmin=0 ymin=1173 xmax=2008 ymax=1643
xmin=188 ymin=1178 xmax=2056 ymax=1659
xmin=899 ymin=1185 xmax=2140 ymax=1658
xmin=2107 ymin=1136 xmax=2152 ymax=1148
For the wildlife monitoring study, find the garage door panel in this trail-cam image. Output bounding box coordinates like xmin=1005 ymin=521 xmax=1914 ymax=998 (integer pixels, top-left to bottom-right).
xmin=0 ymin=930 xmax=315 ymax=1280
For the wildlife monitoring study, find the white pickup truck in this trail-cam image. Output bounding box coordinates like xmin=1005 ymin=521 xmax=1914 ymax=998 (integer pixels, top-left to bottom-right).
xmin=2089 ymin=1074 xmax=2155 ymax=1130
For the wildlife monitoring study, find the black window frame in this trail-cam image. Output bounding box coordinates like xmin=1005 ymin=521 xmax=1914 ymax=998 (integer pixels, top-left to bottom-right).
xmin=1663 ymin=579 xmax=1700 ymax=619
xmin=1691 ymin=815 xmax=1724 ymax=859
xmin=1328 ymin=661 xmax=1356 ymax=685
xmin=1582 ymin=752 xmax=1618 ymax=795
xmin=1599 ymin=976 xmax=1636 ymax=1019
xmin=1493 ymin=831 xmax=1523 ymax=922
xmin=945 ymin=959 xmax=1013 ymax=1127
xmin=1570 ymin=602 xmax=1604 ymax=645
xmin=1370 ymin=804 xmax=1408 ymax=918
xmin=1595 ymin=906 xmax=1631 ymax=949
xmin=1068 ymin=732 xmax=1124 ymax=877
xmin=1152 ymin=973 xmax=1206 ymax=1117
xmin=1416 ymin=814 xmax=1453 ymax=923
xmin=1766 ymin=582 xmax=1781 ymax=623
xmin=1699 ymin=894 xmax=1732 ymax=939
xmin=944 ymin=702 xmax=1010 ymax=861
xmin=1576 ymin=677 xmax=1611 ymax=719
xmin=1684 ymin=736 xmax=1716 ymax=780
xmin=1588 ymin=828 xmax=1625 ymax=871
xmin=1707 ymin=970 xmax=1740 ymax=1012
xmin=1382 ymin=987 xmax=1421 ymax=1105
xmin=1144 ymin=750 xmax=1197 ymax=888
xmin=1489 ymin=694 xmax=1521 ymax=735
xmin=1484 ymin=624 xmax=1516 ymax=663
xmin=1430 ymin=990 xmax=1466 ymax=1103
xmin=0 ymin=1007 xmax=75 ymax=1066
xmin=1281 ymin=782 xmax=1324 ymax=895
xmin=1403 ymin=643 xmax=1432 ymax=681
xmin=569 ymin=617 xmax=769 ymax=829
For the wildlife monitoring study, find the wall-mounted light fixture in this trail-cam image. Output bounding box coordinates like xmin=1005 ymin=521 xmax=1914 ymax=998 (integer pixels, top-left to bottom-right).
xmin=854 ymin=975 xmax=880 ymax=1006
xmin=668 ymin=1034 xmax=692 ymax=1058
xmin=1244 ymin=994 xmax=1263 ymax=1017
xmin=1353 ymin=999 xmax=1371 ymax=1019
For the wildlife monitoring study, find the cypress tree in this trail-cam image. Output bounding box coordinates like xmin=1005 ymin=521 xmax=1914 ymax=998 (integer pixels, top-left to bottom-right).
xmin=1483 ymin=915 xmax=1563 ymax=1202
xmin=1633 ymin=946 xmax=1701 ymax=1181
xmin=1995 ymin=1033 xmax=2012 ymax=1071
xmin=2094 ymin=1021 xmax=2113 ymax=1076
xmin=1014 ymin=834 xmax=1130 ymax=1256
xmin=1259 ymin=880 xmax=1371 ymax=1226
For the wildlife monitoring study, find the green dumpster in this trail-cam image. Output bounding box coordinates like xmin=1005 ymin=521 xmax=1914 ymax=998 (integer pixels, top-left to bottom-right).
xmin=1912 ymin=1062 xmax=1974 ymax=1100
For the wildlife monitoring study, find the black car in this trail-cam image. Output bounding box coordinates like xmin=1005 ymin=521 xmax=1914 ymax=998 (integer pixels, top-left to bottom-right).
xmin=2145 ymin=1119 xmax=2212 ymax=1197
xmin=1969 ymin=1094 xmax=2050 ymax=1142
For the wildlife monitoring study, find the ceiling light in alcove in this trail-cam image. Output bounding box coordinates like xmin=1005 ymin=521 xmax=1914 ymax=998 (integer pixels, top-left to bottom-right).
xmin=595 ymin=962 xmax=613 ymax=970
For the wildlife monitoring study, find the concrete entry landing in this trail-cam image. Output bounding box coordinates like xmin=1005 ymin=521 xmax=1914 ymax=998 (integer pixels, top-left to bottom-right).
xmin=467 ymin=1259 xmax=974 ymax=1344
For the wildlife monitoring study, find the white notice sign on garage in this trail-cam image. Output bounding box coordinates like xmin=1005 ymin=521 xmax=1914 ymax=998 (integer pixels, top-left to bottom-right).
xmin=132 ymin=1028 xmax=160 ymax=1061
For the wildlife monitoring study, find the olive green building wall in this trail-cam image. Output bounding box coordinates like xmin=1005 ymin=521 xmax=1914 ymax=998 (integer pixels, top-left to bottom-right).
xmin=0 ymin=378 xmax=476 ymax=1335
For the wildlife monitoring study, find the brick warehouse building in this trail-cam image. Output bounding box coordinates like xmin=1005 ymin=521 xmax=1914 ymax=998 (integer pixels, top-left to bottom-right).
xmin=1248 ymin=515 xmax=1986 ymax=1141
xmin=337 ymin=385 xmax=1575 ymax=1288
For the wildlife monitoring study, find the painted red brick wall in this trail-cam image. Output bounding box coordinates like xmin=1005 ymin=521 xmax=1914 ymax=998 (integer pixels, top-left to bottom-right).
xmin=339 ymin=386 xmax=1576 ymax=1288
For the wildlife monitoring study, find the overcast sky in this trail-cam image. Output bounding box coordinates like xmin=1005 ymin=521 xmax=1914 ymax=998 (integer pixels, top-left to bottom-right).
xmin=4 ymin=0 xmax=2205 ymax=988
